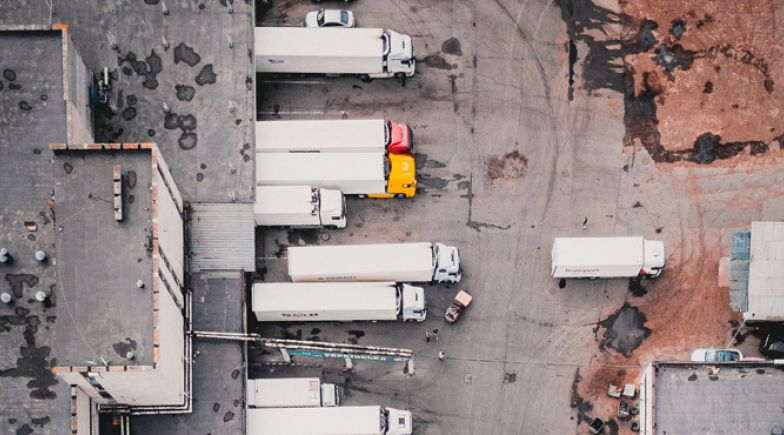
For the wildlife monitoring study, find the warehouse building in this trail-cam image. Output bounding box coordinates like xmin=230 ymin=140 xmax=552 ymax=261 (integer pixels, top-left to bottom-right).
xmin=639 ymin=361 xmax=784 ymax=435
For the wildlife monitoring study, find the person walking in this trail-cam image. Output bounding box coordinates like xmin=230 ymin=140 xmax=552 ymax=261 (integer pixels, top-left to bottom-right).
xmin=582 ymin=217 xmax=589 ymax=229
xmin=438 ymin=351 xmax=446 ymax=361
xmin=432 ymin=329 xmax=439 ymax=342
xmin=425 ymin=331 xmax=431 ymax=343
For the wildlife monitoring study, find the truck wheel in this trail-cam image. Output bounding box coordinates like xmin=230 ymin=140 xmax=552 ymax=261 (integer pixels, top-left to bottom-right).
xmin=360 ymin=75 xmax=373 ymax=83
xmin=396 ymin=193 xmax=406 ymax=198
xmin=358 ymin=194 xmax=367 ymax=199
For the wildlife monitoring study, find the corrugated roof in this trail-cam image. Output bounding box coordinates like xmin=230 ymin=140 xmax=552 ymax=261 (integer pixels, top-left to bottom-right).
xmin=745 ymin=221 xmax=784 ymax=321
xmin=189 ymin=203 xmax=255 ymax=272
xmin=728 ymin=231 xmax=750 ymax=312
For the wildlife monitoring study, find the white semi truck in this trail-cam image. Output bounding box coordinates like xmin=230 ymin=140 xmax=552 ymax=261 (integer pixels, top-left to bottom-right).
xmin=252 ymin=282 xmax=426 ymax=322
xmin=256 ymin=119 xmax=413 ymax=154
xmin=255 ymin=186 xmax=346 ymax=229
xmin=287 ymin=242 xmax=462 ymax=283
xmin=551 ymin=237 xmax=665 ymax=279
xmin=247 ymin=377 xmax=340 ymax=408
xmin=247 ymin=406 xmax=413 ymax=435
xmin=256 ymin=152 xmax=416 ymax=198
xmin=255 ymin=27 xmax=416 ymax=79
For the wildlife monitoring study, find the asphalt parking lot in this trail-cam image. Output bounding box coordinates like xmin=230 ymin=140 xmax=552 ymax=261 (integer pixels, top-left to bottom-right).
xmin=255 ymin=1 xmax=631 ymax=433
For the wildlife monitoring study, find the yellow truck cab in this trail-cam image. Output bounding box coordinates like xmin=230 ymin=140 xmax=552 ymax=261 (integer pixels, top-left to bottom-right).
xmin=368 ymin=152 xmax=417 ymax=198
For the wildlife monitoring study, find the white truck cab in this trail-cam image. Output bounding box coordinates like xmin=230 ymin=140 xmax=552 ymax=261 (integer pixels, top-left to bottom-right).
xmin=384 ymin=407 xmax=414 ymax=435
xmin=433 ymin=243 xmax=462 ymax=283
xmin=641 ymin=239 xmax=665 ymax=277
xmin=400 ymin=284 xmax=426 ymax=322
xmin=384 ymin=30 xmax=415 ymax=78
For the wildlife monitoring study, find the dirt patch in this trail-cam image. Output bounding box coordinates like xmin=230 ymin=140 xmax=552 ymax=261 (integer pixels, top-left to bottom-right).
xmin=486 ymin=151 xmax=527 ymax=187
xmin=621 ymin=0 xmax=784 ymax=161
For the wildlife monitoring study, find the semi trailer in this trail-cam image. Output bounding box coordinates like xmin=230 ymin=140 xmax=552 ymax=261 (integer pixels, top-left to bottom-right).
xmin=256 ymin=119 xmax=413 ymax=154
xmin=254 ymin=27 xmax=415 ymax=79
xmin=247 ymin=377 xmax=340 ymax=408
xmin=254 ymin=186 xmax=346 ymax=229
xmin=551 ymin=237 xmax=665 ymax=279
xmin=247 ymin=406 xmax=413 ymax=435
xmin=252 ymin=282 xmax=426 ymax=322
xmin=256 ymin=152 xmax=416 ymax=198
xmin=287 ymin=242 xmax=462 ymax=283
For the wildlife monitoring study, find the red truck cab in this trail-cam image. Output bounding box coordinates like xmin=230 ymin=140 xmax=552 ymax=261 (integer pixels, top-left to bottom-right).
xmin=387 ymin=120 xmax=414 ymax=155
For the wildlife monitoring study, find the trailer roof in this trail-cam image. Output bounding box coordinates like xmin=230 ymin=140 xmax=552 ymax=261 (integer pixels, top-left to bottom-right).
xmin=255 ymin=27 xmax=385 ymax=58
xmin=252 ymin=282 xmax=398 ymax=312
xmin=248 ymin=406 xmax=383 ymax=435
xmin=551 ymin=237 xmax=644 ymax=267
xmin=288 ymin=242 xmax=434 ymax=278
xmin=256 ymin=152 xmax=385 ymax=184
xmin=256 ymin=119 xmax=386 ymax=152
xmin=255 ymin=186 xmax=318 ymax=215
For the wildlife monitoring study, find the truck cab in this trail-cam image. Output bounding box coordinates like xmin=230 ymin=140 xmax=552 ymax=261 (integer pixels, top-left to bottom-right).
xmin=433 ymin=243 xmax=462 ymax=283
xmin=320 ymin=383 xmax=340 ymax=407
xmin=641 ymin=240 xmax=665 ymax=277
xmin=384 ymin=407 xmax=414 ymax=435
xmin=386 ymin=119 xmax=413 ymax=154
xmin=383 ymin=30 xmax=416 ymax=78
xmin=369 ymin=153 xmax=416 ymax=198
xmin=318 ymin=187 xmax=347 ymax=228
xmin=399 ymin=284 xmax=426 ymax=322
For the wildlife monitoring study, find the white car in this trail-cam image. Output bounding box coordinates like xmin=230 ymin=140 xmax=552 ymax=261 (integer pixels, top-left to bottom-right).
xmin=304 ymin=9 xmax=355 ymax=28
xmin=689 ymin=348 xmax=743 ymax=362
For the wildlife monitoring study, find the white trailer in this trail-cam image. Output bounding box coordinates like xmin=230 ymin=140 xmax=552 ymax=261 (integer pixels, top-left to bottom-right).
xmin=255 ymin=186 xmax=346 ymax=229
xmin=551 ymin=237 xmax=665 ymax=279
xmin=256 ymin=152 xmax=386 ymax=195
xmin=255 ymin=27 xmax=415 ymax=79
xmin=287 ymin=242 xmax=462 ymax=283
xmin=255 ymin=119 xmax=413 ymax=154
xmin=252 ymin=281 xmax=426 ymax=322
xmin=247 ymin=377 xmax=340 ymax=408
xmin=247 ymin=406 xmax=413 ymax=435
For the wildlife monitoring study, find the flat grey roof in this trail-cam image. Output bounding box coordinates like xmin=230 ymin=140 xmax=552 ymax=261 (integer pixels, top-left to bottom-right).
xmin=746 ymin=221 xmax=784 ymax=321
xmin=128 ymin=340 xmax=245 ymax=435
xmin=53 ymin=149 xmax=154 ymax=367
xmin=191 ymin=271 xmax=245 ymax=333
xmin=654 ymin=363 xmax=784 ymax=434
xmin=0 ymin=4 xmax=256 ymax=203
xmin=0 ymin=28 xmax=72 ymax=434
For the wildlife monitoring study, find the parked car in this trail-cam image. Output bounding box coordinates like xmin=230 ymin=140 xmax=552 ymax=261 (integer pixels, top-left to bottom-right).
xmin=304 ymin=9 xmax=355 ymax=28
xmin=690 ymin=348 xmax=743 ymax=362
xmin=760 ymin=335 xmax=784 ymax=359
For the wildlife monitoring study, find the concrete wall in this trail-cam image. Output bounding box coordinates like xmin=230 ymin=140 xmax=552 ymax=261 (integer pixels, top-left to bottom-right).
xmin=157 ymin=174 xmax=185 ymax=291
xmin=639 ymin=363 xmax=654 ymax=435
xmin=74 ymin=387 xmax=93 ymax=435
xmin=61 ymin=26 xmax=93 ymax=143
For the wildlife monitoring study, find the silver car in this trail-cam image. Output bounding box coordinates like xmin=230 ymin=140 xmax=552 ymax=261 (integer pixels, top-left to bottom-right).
xmin=304 ymin=9 xmax=355 ymax=28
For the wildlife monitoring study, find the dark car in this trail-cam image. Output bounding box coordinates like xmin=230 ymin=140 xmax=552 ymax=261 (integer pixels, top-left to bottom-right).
xmin=760 ymin=335 xmax=784 ymax=358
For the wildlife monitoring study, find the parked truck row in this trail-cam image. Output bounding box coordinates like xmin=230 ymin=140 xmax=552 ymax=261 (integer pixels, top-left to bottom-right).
xmin=251 ymin=22 xmax=423 ymax=435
